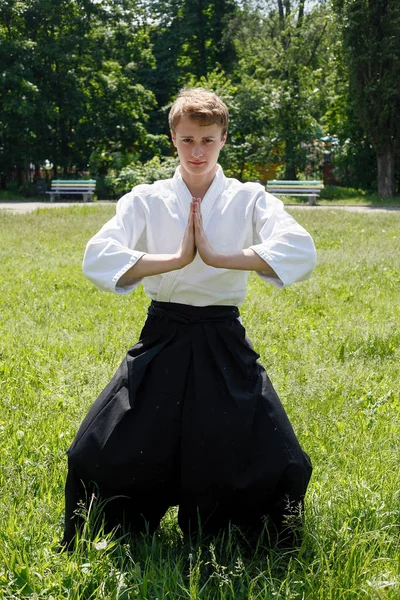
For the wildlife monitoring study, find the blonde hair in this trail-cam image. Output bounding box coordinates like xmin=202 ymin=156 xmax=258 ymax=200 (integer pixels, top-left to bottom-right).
xmin=168 ymin=88 xmax=229 ymax=136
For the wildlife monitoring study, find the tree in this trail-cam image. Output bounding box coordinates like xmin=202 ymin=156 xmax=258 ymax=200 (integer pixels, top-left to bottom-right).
xmin=0 ymin=1 xmax=44 ymax=186
xmin=144 ymin=0 xmax=237 ymax=132
xmin=333 ymin=0 xmax=400 ymax=198
xmin=233 ymin=1 xmax=338 ymax=179
xmin=0 ymin=0 xmax=159 ymax=186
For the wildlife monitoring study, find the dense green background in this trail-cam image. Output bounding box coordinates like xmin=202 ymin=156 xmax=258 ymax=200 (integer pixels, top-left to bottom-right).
xmin=0 ymin=205 xmax=399 ymax=597
xmin=1 ymin=0 xmax=399 ymax=197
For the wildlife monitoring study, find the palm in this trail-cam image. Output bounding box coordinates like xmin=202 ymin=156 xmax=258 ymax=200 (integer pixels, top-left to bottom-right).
xmin=192 ymin=199 xmax=216 ymax=265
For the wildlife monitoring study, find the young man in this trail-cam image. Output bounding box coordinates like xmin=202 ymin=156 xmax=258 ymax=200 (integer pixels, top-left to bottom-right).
xmin=62 ymin=88 xmax=316 ymax=548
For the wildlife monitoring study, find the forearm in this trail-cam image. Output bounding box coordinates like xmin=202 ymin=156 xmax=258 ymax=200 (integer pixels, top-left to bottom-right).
xmin=209 ymin=248 xmax=278 ymax=277
xmin=117 ymin=253 xmax=184 ymax=287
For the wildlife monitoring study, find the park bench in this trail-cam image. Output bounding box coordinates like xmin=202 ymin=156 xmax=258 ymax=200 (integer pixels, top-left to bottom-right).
xmin=46 ymin=180 xmax=96 ymax=202
xmin=266 ymin=180 xmax=324 ymax=205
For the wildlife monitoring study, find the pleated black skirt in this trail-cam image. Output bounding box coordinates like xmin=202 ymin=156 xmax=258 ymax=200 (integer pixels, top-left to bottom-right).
xmin=63 ymin=300 xmax=312 ymax=543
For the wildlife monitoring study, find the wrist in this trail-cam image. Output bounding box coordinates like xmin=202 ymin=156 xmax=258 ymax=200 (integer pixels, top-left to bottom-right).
xmin=202 ymin=251 xmax=223 ymax=268
xmin=173 ymin=252 xmax=192 ymax=269
xmin=212 ymin=252 xmax=226 ymax=268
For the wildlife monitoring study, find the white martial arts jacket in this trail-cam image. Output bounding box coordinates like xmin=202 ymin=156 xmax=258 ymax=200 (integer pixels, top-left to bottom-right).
xmin=83 ymin=166 xmax=316 ymax=306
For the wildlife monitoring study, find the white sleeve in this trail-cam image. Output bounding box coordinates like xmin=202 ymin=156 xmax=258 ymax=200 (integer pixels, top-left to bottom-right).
xmin=82 ymin=191 xmax=146 ymax=294
xmin=249 ymin=191 xmax=317 ymax=288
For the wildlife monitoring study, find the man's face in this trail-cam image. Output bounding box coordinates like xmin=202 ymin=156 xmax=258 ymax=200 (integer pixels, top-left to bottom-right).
xmin=171 ymin=116 xmax=226 ymax=181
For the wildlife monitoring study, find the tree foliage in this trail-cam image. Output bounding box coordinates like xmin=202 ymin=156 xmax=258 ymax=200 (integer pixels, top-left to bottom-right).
xmin=0 ymin=0 xmax=158 ymax=184
xmin=1 ymin=0 xmax=398 ymax=194
xmin=231 ymin=0 xmax=339 ymax=179
xmin=333 ymin=0 xmax=400 ymax=197
xmin=142 ymin=0 xmax=237 ymax=135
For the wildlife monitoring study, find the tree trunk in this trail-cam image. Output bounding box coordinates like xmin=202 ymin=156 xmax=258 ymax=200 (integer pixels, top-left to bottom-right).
xmin=297 ymin=0 xmax=305 ymax=25
xmin=16 ymin=164 xmax=24 ymax=187
xmin=277 ymin=0 xmax=284 ymax=27
xmin=377 ymin=147 xmax=395 ymax=199
xmin=197 ymin=0 xmax=207 ymax=77
xmin=284 ymin=165 xmax=296 ymax=180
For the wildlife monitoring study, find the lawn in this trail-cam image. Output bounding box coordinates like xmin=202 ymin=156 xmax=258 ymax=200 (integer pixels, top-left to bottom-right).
xmin=0 ymin=205 xmax=399 ymax=599
xmin=1 ymin=181 xmax=400 ymax=209
xmin=281 ymin=186 xmax=400 ymax=208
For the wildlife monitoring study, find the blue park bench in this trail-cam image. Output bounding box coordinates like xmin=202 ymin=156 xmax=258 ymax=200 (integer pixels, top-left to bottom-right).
xmin=46 ymin=180 xmax=96 ymax=203
xmin=266 ymin=180 xmax=324 ymax=205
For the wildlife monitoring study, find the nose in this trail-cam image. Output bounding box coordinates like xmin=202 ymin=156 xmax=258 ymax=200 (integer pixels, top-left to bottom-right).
xmin=191 ymin=144 xmax=203 ymax=159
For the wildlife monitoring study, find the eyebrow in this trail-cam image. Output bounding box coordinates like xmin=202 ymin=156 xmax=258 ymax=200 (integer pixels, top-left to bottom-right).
xmin=179 ymin=135 xmax=216 ymax=139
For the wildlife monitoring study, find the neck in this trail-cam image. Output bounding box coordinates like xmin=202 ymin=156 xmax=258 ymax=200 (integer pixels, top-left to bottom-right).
xmin=180 ymin=165 xmax=218 ymax=200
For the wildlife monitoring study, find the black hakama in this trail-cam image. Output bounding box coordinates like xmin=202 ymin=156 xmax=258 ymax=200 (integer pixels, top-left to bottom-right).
xmin=63 ymin=301 xmax=312 ymax=544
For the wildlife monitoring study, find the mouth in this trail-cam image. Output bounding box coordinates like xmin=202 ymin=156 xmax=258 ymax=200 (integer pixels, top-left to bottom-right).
xmin=188 ymin=161 xmax=206 ymax=166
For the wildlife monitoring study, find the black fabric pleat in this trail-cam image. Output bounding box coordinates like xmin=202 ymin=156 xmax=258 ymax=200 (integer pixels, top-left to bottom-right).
xmin=63 ymin=300 xmax=312 ymax=543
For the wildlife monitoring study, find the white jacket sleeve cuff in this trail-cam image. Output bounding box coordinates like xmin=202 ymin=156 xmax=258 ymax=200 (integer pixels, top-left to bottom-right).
xmin=113 ymin=252 xmax=146 ymax=294
xmin=249 ymin=244 xmax=285 ymax=288
xmin=249 ymin=241 xmax=316 ymax=288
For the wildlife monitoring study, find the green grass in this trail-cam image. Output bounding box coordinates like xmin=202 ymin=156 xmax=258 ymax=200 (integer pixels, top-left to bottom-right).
xmin=0 ymin=205 xmax=399 ymax=599
xmin=0 ymin=181 xmax=47 ymax=202
xmin=0 ymin=191 xmax=46 ymax=202
xmin=2 ymin=182 xmax=400 ymax=208
xmin=279 ymin=186 xmax=400 ymax=207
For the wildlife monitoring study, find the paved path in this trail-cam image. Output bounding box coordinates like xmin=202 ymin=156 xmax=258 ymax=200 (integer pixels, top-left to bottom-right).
xmin=0 ymin=200 xmax=399 ymax=215
xmin=288 ymin=204 xmax=400 ymax=213
xmin=0 ymin=200 xmax=114 ymax=214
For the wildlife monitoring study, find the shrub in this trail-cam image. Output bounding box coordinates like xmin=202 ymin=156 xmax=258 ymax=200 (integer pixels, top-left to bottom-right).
xmin=104 ymin=156 xmax=179 ymax=198
xmin=319 ymin=185 xmax=366 ymax=200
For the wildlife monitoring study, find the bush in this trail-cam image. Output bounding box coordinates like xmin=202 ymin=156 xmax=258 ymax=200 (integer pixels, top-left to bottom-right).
xmin=319 ymin=185 xmax=366 ymax=200
xmin=331 ymin=138 xmax=377 ymax=191
xmin=104 ymin=156 xmax=179 ymax=198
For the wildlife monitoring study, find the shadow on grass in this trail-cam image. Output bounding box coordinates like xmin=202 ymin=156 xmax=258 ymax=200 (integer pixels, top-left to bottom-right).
xmin=57 ymin=502 xmax=317 ymax=599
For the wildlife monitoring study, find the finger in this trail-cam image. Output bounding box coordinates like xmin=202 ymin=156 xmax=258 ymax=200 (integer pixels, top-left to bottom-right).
xmin=188 ymin=209 xmax=195 ymax=229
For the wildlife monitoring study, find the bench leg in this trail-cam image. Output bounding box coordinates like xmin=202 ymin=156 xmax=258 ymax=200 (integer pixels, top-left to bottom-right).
xmin=307 ymin=195 xmax=317 ymax=206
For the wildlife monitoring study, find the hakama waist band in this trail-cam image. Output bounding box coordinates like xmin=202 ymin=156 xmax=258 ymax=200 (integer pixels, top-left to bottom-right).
xmin=148 ymin=300 xmax=240 ymax=325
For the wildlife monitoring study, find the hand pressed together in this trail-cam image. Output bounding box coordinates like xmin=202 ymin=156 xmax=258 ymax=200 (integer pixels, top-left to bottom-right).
xmin=192 ymin=198 xmax=220 ymax=266
xmin=176 ymin=198 xmax=219 ymax=267
xmin=175 ymin=206 xmax=197 ymax=268
xmin=118 ymin=197 xmax=276 ymax=288
xmin=179 ymin=198 xmax=276 ymax=273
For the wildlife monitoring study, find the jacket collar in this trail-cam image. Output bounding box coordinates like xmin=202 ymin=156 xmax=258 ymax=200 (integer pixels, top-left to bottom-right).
xmin=172 ymin=165 xmax=225 ymax=225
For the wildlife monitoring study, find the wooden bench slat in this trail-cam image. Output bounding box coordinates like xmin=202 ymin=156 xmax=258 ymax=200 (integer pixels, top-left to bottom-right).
xmin=46 ymin=179 xmax=96 ymax=202
xmin=267 ymin=184 xmax=323 ymax=188
xmin=266 ymin=180 xmax=324 ymax=205
xmin=52 ymin=185 xmax=96 ymax=188
xmin=50 ymin=180 xmax=96 ymax=183
xmin=266 ymin=180 xmax=323 ymax=185
xmin=51 ymin=187 xmax=96 ymax=190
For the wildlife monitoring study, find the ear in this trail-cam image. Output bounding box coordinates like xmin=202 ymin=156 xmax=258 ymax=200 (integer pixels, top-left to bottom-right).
xmin=220 ymin=133 xmax=227 ymax=148
xmin=170 ymin=130 xmax=177 ymax=148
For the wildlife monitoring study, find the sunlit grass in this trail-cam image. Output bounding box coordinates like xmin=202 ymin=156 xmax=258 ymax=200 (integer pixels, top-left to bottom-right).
xmin=0 ymin=205 xmax=399 ymax=598
xmin=279 ymin=186 xmax=400 ymax=207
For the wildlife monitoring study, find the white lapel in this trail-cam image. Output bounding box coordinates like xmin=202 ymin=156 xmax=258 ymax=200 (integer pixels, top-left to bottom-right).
xmin=172 ymin=165 xmax=225 ymax=227
xmin=199 ymin=166 xmax=225 ymax=229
